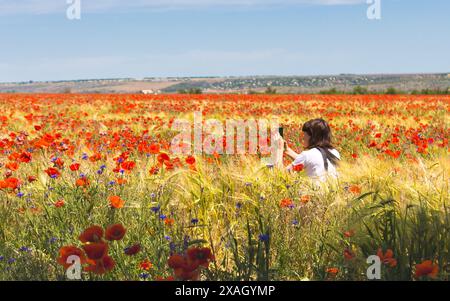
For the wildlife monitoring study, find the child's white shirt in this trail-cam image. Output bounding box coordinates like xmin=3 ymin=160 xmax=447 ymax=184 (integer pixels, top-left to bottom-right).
xmin=292 ymin=148 xmax=340 ymax=181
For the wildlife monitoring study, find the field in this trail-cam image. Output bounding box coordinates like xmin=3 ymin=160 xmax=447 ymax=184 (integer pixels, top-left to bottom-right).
xmin=0 ymin=93 xmax=449 ymax=281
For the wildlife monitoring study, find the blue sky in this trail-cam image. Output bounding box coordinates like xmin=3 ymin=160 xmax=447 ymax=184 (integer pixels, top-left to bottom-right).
xmin=0 ymin=0 xmax=449 ymax=82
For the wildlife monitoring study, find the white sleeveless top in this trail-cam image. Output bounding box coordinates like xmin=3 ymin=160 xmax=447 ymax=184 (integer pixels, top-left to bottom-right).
xmin=292 ymin=148 xmax=340 ymax=181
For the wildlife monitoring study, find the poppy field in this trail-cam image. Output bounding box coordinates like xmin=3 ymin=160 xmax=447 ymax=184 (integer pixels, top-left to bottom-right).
xmin=0 ymin=93 xmax=449 ymax=281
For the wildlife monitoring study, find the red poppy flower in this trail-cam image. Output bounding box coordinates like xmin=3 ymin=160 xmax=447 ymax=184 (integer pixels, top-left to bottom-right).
xmin=185 ymin=156 xmax=196 ymax=165
xmin=19 ymin=152 xmax=32 ymax=163
xmin=55 ymin=199 xmax=65 ymax=208
xmin=140 ymin=260 xmax=153 ymax=271
xmin=164 ymin=218 xmax=175 ymax=226
xmin=109 ymin=195 xmax=125 ymax=209
xmin=79 ymin=225 xmax=104 ymax=243
xmin=326 ymin=267 xmax=339 ymax=276
xmin=70 ymin=163 xmax=80 ymax=171
xmin=293 ymin=164 xmax=304 ymax=172
xmin=349 ymin=185 xmax=361 ymax=195
xmin=105 ymin=224 xmax=126 ymax=241
xmin=187 ymin=247 xmax=214 ymax=268
xmin=6 ymin=162 xmax=19 ymax=171
xmin=415 ymin=260 xmax=439 ymax=279
xmin=9 ymin=177 xmax=21 ymax=189
xmin=344 ymin=248 xmax=355 ymax=260
xmin=149 ymin=166 xmax=159 ymax=175
xmin=168 ymin=254 xmax=186 ymax=269
xmin=89 ymin=153 xmax=102 ymax=162
xmin=174 ymin=267 xmax=200 ymax=281
xmin=300 ymin=195 xmax=311 ymax=204
xmin=157 ymin=153 xmax=170 ymax=164
xmin=121 ymin=161 xmax=136 ymax=171
xmin=53 ymin=158 xmax=64 ymax=168
xmin=45 ymin=167 xmax=60 ymax=178
xmin=280 ymin=198 xmax=294 ymax=208
xmin=83 ymin=242 xmax=108 ymax=260
xmin=156 ymin=276 xmax=175 ymax=281
xmin=344 ymin=230 xmax=355 ymax=238
xmin=84 ymin=255 xmax=115 ymax=275
xmin=0 ymin=177 xmax=21 ymax=190
xmin=149 ymin=143 xmax=160 ymax=154
xmin=57 ymin=246 xmax=86 ymax=269
xmin=76 ymin=177 xmax=90 ymax=187
xmin=116 ymin=178 xmax=127 ymax=185
xmin=124 ymin=244 xmax=141 ymax=256
xmin=377 ymin=248 xmax=397 ymax=268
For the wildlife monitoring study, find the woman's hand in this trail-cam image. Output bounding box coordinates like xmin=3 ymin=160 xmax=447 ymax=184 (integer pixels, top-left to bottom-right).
xmin=275 ymin=133 xmax=285 ymax=151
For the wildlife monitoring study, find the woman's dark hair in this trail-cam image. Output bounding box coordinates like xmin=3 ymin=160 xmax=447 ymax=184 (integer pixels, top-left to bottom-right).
xmin=302 ymin=118 xmax=339 ymax=170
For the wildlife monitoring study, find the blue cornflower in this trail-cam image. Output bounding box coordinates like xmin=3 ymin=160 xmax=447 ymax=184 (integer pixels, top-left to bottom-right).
xmin=139 ymin=273 xmax=150 ymax=280
xmin=81 ymin=153 xmax=88 ymax=160
xmin=151 ymin=205 xmax=160 ymax=213
xmin=19 ymin=246 xmax=31 ymax=252
xmin=259 ymin=234 xmax=270 ymax=242
xmin=169 ymin=242 xmax=176 ymax=252
xmin=191 ymin=218 xmax=199 ymax=225
xmin=159 ymin=214 xmax=166 ymax=220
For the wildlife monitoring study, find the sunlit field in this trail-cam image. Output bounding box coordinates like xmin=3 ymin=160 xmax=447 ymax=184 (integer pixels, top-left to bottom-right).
xmin=0 ymin=93 xmax=448 ymax=281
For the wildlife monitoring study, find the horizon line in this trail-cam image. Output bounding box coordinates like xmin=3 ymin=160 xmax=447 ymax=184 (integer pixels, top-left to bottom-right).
xmin=1 ymin=71 xmax=450 ymax=85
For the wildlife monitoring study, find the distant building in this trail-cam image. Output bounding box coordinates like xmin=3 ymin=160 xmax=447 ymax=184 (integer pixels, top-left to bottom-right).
xmin=447 ymin=74 xmax=450 ymax=78
xmin=141 ymin=89 xmax=155 ymax=95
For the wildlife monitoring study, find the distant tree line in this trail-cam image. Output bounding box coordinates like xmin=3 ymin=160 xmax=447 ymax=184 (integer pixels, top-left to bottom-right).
xmin=247 ymin=86 xmax=278 ymax=95
xmin=177 ymin=88 xmax=203 ymax=94
xmin=318 ymin=86 xmax=450 ymax=95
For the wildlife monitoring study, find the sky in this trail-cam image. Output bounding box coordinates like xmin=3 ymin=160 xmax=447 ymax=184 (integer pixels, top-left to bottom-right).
xmin=0 ymin=0 xmax=449 ymax=82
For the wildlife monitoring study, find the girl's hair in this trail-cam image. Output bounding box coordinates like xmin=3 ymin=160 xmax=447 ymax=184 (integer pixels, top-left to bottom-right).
xmin=302 ymin=118 xmax=334 ymax=149
xmin=302 ymin=118 xmax=339 ymax=169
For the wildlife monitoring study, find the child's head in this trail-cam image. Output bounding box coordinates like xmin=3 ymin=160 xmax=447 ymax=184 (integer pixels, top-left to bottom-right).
xmin=301 ymin=118 xmax=333 ymax=149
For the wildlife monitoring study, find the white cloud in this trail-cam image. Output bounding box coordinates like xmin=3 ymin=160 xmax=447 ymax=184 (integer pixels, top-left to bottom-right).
xmin=0 ymin=0 xmax=366 ymax=15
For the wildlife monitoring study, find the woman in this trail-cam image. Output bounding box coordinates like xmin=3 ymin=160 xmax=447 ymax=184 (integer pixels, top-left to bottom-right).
xmin=278 ymin=118 xmax=340 ymax=181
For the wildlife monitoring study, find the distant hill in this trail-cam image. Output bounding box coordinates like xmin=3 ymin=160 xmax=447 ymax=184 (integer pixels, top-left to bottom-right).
xmin=1 ymin=73 xmax=449 ymax=94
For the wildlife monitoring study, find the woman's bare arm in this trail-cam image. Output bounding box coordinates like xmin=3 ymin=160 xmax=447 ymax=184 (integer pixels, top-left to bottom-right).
xmin=285 ymin=145 xmax=299 ymax=160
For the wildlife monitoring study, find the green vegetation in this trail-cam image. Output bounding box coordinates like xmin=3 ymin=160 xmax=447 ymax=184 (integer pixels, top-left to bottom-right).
xmin=178 ymin=88 xmax=203 ymax=94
